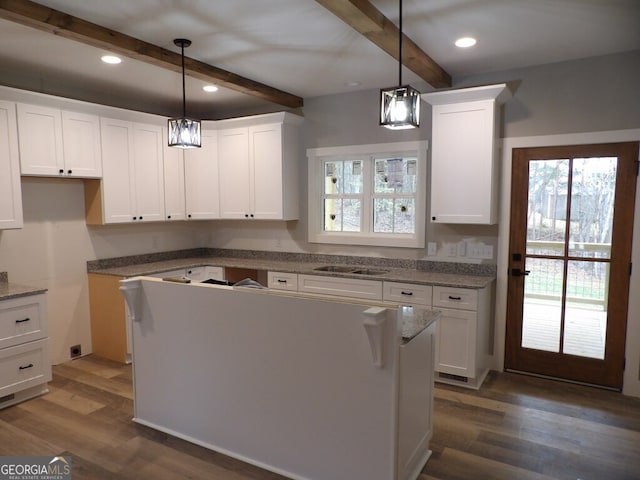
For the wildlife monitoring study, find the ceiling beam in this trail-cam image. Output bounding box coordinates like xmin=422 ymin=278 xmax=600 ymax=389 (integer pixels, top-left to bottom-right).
xmin=315 ymin=0 xmax=451 ymax=89
xmin=0 ymin=0 xmax=304 ymax=108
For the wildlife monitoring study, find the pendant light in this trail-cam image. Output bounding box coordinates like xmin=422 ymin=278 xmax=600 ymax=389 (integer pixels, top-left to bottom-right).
xmin=380 ymin=0 xmax=420 ymax=130
xmin=168 ymin=38 xmax=201 ymax=148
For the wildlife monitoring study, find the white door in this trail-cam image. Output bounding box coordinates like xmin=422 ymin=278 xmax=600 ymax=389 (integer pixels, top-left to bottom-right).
xmin=16 ymin=103 xmax=64 ymax=176
xmin=0 ymin=101 xmax=23 ymax=229
xmin=61 ymin=111 xmax=102 ymax=177
xmin=100 ymin=117 xmax=136 ymax=223
xmin=184 ymin=130 xmax=219 ymax=219
xmin=250 ymin=123 xmax=283 ymax=219
xmin=218 ymin=127 xmax=251 ymax=218
xmin=133 ymin=123 xmax=165 ymax=222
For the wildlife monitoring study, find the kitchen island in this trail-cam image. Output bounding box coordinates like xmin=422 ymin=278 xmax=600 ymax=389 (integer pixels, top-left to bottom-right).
xmin=121 ymin=276 xmax=439 ymax=480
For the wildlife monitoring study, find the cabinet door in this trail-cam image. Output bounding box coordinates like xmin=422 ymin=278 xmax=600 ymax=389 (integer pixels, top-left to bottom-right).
xmin=184 ymin=130 xmax=219 ymax=219
xmin=250 ymin=123 xmax=284 ymax=219
xmin=0 ymin=101 xmax=23 ymax=229
xmin=218 ymin=127 xmax=251 ymax=218
xmin=61 ymin=110 xmax=102 ymax=177
xmin=162 ymin=130 xmax=186 ymax=221
xmin=100 ymin=117 xmax=136 ymax=223
xmin=430 ymin=99 xmax=496 ymax=224
xmin=17 ymin=103 xmax=64 ymax=176
xmin=133 ymin=123 xmax=165 ymax=222
xmin=434 ymin=307 xmax=477 ymax=378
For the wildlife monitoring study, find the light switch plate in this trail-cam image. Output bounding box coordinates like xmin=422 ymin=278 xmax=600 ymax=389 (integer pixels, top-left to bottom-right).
xmin=427 ymin=242 xmax=437 ymax=256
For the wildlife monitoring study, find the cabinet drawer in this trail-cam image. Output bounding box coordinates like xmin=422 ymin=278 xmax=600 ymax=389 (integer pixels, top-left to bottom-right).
xmin=0 ymin=294 xmax=47 ymax=350
xmin=298 ymin=274 xmax=382 ymax=301
xmin=432 ymin=286 xmax=478 ymax=311
xmin=383 ymin=282 xmax=432 ymax=306
xmin=268 ymin=272 xmax=298 ymax=291
xmin=0 ymin=338 xmax=52 ymax=397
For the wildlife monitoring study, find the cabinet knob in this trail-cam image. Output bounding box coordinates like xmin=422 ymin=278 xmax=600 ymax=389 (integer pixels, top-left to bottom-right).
xmin=245 ymin=214 xmax=249 ymax=218
xmin=250 ymin=214 xmax=254 ymax=218
xmin=188 ymin=214 xmax=192 ymax=218
xmin=432 ymin=216 xmax=436 ymax=221
xmin=167 ymin=215 xmax=171 ymax=219
xmin=68 ymin=169 xmax=72 ymax=174
xmin=59 ymin=169 xmax=64 ymax=174
xmin=133 ymin=216 xmax=137 ymax=220
xmin=139 ymin=216 xmax=143 ymax=220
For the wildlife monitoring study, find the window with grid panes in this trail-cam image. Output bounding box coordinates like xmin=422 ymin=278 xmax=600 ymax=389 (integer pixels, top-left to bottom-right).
xmin=308 ymin=141 xmax=427 ymax=248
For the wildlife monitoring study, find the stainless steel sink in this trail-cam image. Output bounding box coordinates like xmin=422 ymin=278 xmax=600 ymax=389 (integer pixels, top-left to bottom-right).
xmin=351 ymin=269 xmax=389 ymax=276
xmin=313 ymin=265 xmax=389 ymax=275
xmin=313 ymin=265 xmax=358 ymax=273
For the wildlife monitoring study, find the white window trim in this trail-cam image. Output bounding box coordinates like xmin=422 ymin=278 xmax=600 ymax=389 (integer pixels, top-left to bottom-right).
xmin=307 ymin=141 xmax=428 ymax=248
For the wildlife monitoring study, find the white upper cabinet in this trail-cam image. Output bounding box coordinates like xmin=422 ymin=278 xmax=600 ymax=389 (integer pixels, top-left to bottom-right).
xmin=184 ymin=129 xmax=219 ymax=220
xmin=17 ymin=103 xmax=101 ymax=178
xmin=217 ymin=112 xmax=302 ymax=220
xmin=93 ymin=117 xmax=165 ymax=224
xmin=422 ymin=83 xmax=510 ymax=225
xmin=0 ymin=101 xmax=23 ymax=229
xmin=162 ymin=128 xmax=186 ymax=221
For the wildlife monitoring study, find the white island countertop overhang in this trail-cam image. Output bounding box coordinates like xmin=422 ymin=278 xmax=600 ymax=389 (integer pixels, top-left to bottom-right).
xmin=121 ymin=276 xmax=439 ymax=480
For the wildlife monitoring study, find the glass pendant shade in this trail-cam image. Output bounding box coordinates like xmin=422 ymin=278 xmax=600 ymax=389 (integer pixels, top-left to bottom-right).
xmin=380 ymin=85 xmax=420 ymax=129
xmin=168 ymin=117 xmax=201 ymax=148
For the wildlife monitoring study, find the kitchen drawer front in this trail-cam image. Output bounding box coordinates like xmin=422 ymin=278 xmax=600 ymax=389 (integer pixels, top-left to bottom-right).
xmin=268 ymin=271 xmax=298 ymax=291
xmin=383 ymin=282 xmax=432 ymax=306
xmin=432 ymin=286 xmax=478 ymax=311
xmin=0 ymin=338 xmax=52 ymax=397
xmin=0 ymin=294 xmax=47 ymax=350
xmin=298 ymin=274 xmax=382 ymax=301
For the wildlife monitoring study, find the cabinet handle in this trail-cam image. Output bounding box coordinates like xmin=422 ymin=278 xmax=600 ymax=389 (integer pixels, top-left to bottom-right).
xmin=448 ymin=295 xmax=462 ymax=301
xmin=277 ymin=279 xmax=287 ymax=284
xmin=15 ymin=317 xmax=30 ymax=323
xmin=19 ymin=363 xmax=34 ymax=370
xmin=59 ymin=169 xmax=64 ymax=174
xmin=400 ymin=291 xmax=413 ymax=296
xmin=432 ymin=216 xmax=436 ymax=221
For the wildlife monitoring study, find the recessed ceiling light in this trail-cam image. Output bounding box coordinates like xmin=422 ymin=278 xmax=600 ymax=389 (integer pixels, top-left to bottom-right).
xmin=202 ymin=85 xmax=219 ymax=93
xmin=345 ymin=81 xmax=361 ymax=87
xmin=455 ymin=37 xmax=477 ymax=48
xmin=101 ymin=55 xmax=122 ymax=64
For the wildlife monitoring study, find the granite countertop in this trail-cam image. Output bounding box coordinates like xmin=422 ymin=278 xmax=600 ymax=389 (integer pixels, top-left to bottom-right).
xmin=401 ymin=308 xmax=440 ymax=342
xmin=87 ymin=248 xmax=496 ymax=289
xmin=0 ymin=272 xmax=47 ymax=301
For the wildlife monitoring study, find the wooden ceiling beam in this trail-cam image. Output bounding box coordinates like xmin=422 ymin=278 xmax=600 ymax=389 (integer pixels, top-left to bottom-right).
xmin=0 ymin=0 xmax=304 ymax=108
xmin=315 ymin=0 xmax=452 ymax=89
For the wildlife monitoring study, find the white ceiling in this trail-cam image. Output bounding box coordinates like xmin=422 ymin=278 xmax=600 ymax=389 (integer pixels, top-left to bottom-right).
xmin=1 ymin=0 xmax=639 ymax=119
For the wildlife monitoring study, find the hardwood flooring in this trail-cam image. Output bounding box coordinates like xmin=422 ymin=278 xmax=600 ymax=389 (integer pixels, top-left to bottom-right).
xmin=1 ymin=355 xmax=639 ymax=480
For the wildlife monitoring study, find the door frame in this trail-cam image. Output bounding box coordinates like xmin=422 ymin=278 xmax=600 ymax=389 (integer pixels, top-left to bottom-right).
xmin=494 ymin=129 xmax=640 ymax=395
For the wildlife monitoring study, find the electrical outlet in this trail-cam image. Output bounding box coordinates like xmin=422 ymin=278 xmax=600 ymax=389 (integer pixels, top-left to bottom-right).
xmin=457 ymin=241 xmax=467 ymax=257
xmin=70 ymin=344 xmax=82 ymax=359
xmin=446 ymin=243 xmax=457 ymax=257
xmin=427 ymin=242 xmax=437 ymax=256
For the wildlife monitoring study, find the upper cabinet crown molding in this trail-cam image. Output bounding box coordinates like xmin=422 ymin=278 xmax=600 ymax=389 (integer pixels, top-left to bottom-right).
xmin=422 ymin=83 xmax=511 ymax=225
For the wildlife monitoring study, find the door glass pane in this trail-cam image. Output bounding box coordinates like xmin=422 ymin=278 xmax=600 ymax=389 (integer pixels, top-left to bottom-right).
xmin=568 ymin=157 xmax=617 ymax=259
xmin=563 ymin=260 xmax=608 ymax=359
xmin=526 ymin=160 xmax=569 ymax=256
xmin=521 ymin=258 xmax=564 ymax=352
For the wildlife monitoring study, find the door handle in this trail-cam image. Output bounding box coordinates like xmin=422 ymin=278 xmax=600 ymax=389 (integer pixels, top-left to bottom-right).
xmin=511 ymin=268 xmax=530 ymax=277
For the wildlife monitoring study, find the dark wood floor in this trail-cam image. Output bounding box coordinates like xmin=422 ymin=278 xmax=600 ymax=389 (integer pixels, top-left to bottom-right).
xmin=1 ymin=355 xmax=640 ymax=480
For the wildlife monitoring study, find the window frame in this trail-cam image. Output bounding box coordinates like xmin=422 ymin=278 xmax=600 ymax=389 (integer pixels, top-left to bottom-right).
xmin=307 ymin=141 xmax=428 ymax=248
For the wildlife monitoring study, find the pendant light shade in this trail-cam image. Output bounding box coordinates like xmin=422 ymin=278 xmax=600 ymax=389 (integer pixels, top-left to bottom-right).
xmin=168 ymin=38 xmax=201 ymax=148
xmin=380 ymin=0 xmax=420 ymax=130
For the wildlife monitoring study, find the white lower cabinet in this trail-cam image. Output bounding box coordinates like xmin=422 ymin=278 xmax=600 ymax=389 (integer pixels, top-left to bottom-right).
xmin=267 ymin=271 xmax=298 ymax=291
xmin=0 ymin=293 xmax=51 ymax=409
xmin=432 ymin=285 xmax=492 ymax=389
xmin=297 ymin=274 xmax=382 ymax=301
